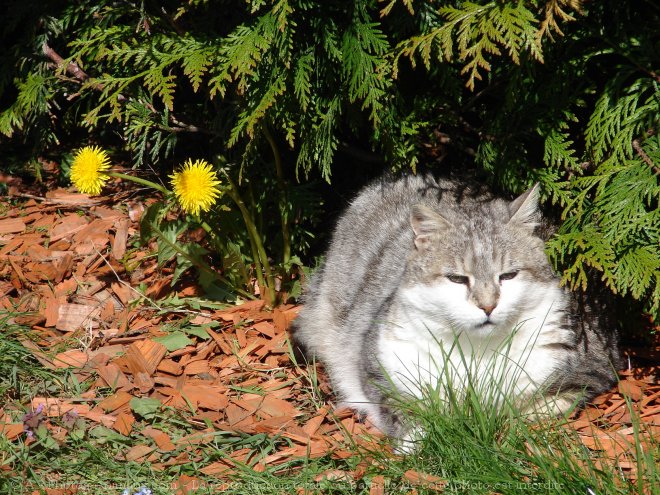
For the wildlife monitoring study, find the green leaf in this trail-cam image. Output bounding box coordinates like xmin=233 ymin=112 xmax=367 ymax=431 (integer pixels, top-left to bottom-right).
xmin=397 ymin=2 xmax=544 ymax=90
xmin=154 ymin=331 xmax=194 ymax=351
xmin=129 ymin=397 xmax=162 ymax=419
xmin=586 ymin=78 xmax=657 ymax=165
xmin=157 ymin=221 xmax=188 ymax=266
xmin=89 ymin=425 xmax=127 ymax=443
xmin=183 ymin=326 xmax=211 ymax=340
xmin=139 ymin=201 xmax=170 ymax=245
xmin=293 ymin=51 xmax=313 ymax=111
xmin=341 ymin=18 xmax=390 ymax=125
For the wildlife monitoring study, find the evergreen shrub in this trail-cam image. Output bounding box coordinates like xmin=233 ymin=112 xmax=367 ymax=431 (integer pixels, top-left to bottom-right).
xmin=1 ymin=0 xmax=657 ymax=318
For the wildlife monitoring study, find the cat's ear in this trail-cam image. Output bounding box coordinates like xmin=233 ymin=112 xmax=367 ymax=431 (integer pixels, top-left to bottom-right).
xmin=508 ymin=183 xmax=540 ymax=228
xmin=411 ymin=204 xmax=452 ymax=250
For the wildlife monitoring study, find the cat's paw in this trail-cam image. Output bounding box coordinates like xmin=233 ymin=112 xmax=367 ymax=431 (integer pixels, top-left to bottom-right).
xmin=392 ymin=425 xmax=424 ymax=454
xmin=520 ymin=391 xmax=582 ymax=420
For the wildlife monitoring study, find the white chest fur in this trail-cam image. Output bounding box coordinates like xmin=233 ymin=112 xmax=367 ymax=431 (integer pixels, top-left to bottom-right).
xmin=376 ymin=282 xmax=573 ymax=405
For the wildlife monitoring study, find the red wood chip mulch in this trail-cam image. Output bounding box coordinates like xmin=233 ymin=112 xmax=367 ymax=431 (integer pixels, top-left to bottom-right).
xmin=0 ymin=189 xmax=382 ymax=476
xmin=0 ymin=186 xmax=658 ymax=487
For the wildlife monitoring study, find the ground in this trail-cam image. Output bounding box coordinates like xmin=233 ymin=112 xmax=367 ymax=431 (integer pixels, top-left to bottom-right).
xmin=0 ymin=173 xmax=658 ymax=494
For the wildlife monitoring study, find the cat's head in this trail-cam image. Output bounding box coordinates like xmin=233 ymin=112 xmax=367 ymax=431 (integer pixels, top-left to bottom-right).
xmin=402 ymin=185 xmax=560 ymax=333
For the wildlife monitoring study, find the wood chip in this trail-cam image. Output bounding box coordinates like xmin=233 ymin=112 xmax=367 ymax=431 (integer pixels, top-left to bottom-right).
xmin=281 ymin=425 xmax=311 ymax=444
xmin=157 ymin=359 xmax=183 ymax=376
xmin=120 ymin=444 xmax=155 ymax=462
xmin=133 ymin=371 xmax=155 ymax=393
xmin=124 ymin=342 xmax=154 ymax=376
xmin=112 ymin=218 xmax=130 ymax=260
xmin=252 ymin=321 xmax=275 ymax=338
xmin=56 ymin=303 xmax=99 ymax=332
xmin=370 ymin=475 xmax=385 ymax=495
xmin=0 ymin=218 xmax=26 ymax=234
xmin=53 ymin=350 xmax=89 ymax=369
xmin=259 ymin=396 xmax=303 ymax=418
xmin=53 ymin=252 xmax=74 ymax=283
xmin=54 ymin=277 xmax=78 ymax=298
xmin=25 ymin=244 xmax=50 ymax=261
xmin=133 ymin=339 xmax=168 ymax=374
xmin=235 ymin=327 xmax=247 ymax=348
xmin=98 ymin=391 xmax=133 ymax=413
xmin=184 ymin=360 xmax=210 ymax=375
xmin=172 ymin=475 xmax=202 ymax=495
xmin=91 ymin=206 xmax=123 ymax=219
xmin=50 ymin=214 xmax=89 ymax=242
xmin=618 ymin=380 xmax=644 ymax=401
xmin=143 ymin=427 xmax=176 ymax=452
xmin=185 ymin=385 xmax=229 ymax=411
xmin=96 ymin=363 xmax=131 ymax=390
xmin=44 ymin=297 xmax=60 ymax=327
xmin=177 ymin=430 xmax=216 ymax=447
xmin=226 ymin=403 xmax=253 ymax=426
xmin=303 ymin=407 xmax=330 ymax=437
xmin=254 ymin=416 xmax=294 ymax=434
xmin=0 ymin=237 xmax=24 ymax=256
xmin=199 ymin=460 xmax=234 ymax=476
xmin=206 ymin=328 xmax=233 ymax=355
xmin=31 ymin=398 xmax=89 ymax=417
xmin=272 ymin=305 xmax=299 ymax=333
xmin=113 ymin=411 xmax=135 ymax=436
xmin=45 ymin=190 xmax=98 ymax=205
xmin=402 ymin=470 xmax=446 ymax=490
xmin=88 ymin=345 xmax=125 ymax=361
xmin=0 ymin=422 xmax=24 ymax=441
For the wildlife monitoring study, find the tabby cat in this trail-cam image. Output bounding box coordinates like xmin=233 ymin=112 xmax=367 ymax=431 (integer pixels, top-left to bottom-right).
xmin=293 ymin=174 xmax=619 ymax=442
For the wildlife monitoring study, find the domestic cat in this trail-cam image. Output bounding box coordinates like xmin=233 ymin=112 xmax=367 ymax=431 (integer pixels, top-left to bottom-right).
xmin=293 ymin=173 xmax=619 ymax=442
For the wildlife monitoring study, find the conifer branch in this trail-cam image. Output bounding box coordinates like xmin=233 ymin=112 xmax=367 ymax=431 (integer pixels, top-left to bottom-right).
xmin=42 ymin=43 xmax=90 ymax=83
xmin=160 ymin=115 xmax=213 ymax=135
xmin=2 ymin=0 xmax=655 ymax=317
xmin=42 ymin=43 xmax=210 ymax=134
xmin=632 ymin=131 xmax=659 ymax=175
xmin=42 ymin=42 xmax=126 ymax=102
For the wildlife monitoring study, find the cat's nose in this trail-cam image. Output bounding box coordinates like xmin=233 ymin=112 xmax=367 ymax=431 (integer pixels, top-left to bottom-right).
xmin=480 ymin=304 xmax=496 ymax=316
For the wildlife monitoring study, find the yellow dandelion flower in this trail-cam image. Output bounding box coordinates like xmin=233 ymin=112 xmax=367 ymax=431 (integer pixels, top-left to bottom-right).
xmin=70 ymin=146 xmax=111 ymax=195
xmin=170 ymin=159 xmax=222 ymax=216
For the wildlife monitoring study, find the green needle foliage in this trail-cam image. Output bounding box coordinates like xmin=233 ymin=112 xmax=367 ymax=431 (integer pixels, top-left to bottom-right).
xmin=0 ymin=0 xmax=658 ymax=317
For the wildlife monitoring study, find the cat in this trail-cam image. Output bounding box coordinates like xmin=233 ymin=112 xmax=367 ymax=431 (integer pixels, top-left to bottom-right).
xmin=292 ymin=173 xmax=620 ymax=442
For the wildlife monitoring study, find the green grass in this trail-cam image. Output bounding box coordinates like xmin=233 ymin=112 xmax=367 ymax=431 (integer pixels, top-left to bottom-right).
xmin=0 ymin=314 xmax=83 ymax=403
xmin=389 ymin=389 xmax=657 ymax=494
xmin=1 ymin=310 xmax=657 ymax=495
xmin=372 ymin=331 xmax=659 ymax=495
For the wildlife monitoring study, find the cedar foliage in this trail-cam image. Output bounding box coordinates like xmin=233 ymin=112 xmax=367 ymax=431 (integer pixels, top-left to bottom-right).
xmin=0 ymin=0 xmax=658 ymax=318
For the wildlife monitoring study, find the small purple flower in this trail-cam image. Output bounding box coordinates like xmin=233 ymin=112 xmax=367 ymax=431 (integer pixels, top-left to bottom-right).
xmin=22 ymin=424 xmax=34 ymax=439
xmin=121 ymin=487 xmax=153 ymax=495
xmin=62 ymin=409 xmax=80 ymax=428
xmin=22 ymin=404 xmax=46 ymax=437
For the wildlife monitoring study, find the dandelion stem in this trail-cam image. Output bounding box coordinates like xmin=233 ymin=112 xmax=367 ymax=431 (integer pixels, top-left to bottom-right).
xmin=151 ymin=218 xmax=253 ymax=300
xmin=263 ymin=124 xmax=291 ymax=265
xmin=221 ymin=171 xmax=277 ymax=306
xmin=108 ymin=172 xmax=169 ymax=194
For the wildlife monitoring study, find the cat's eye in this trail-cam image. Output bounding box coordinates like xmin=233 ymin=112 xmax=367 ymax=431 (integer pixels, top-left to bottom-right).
xmin=499 ymin=271 xmax=519 ymax=281
xmin=447 ymin=274 xmax=470 ymax=285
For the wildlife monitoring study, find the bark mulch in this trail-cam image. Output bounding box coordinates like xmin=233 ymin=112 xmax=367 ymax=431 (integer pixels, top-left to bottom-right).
xmin=0 ymin=182 xmax=657 ymax=490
